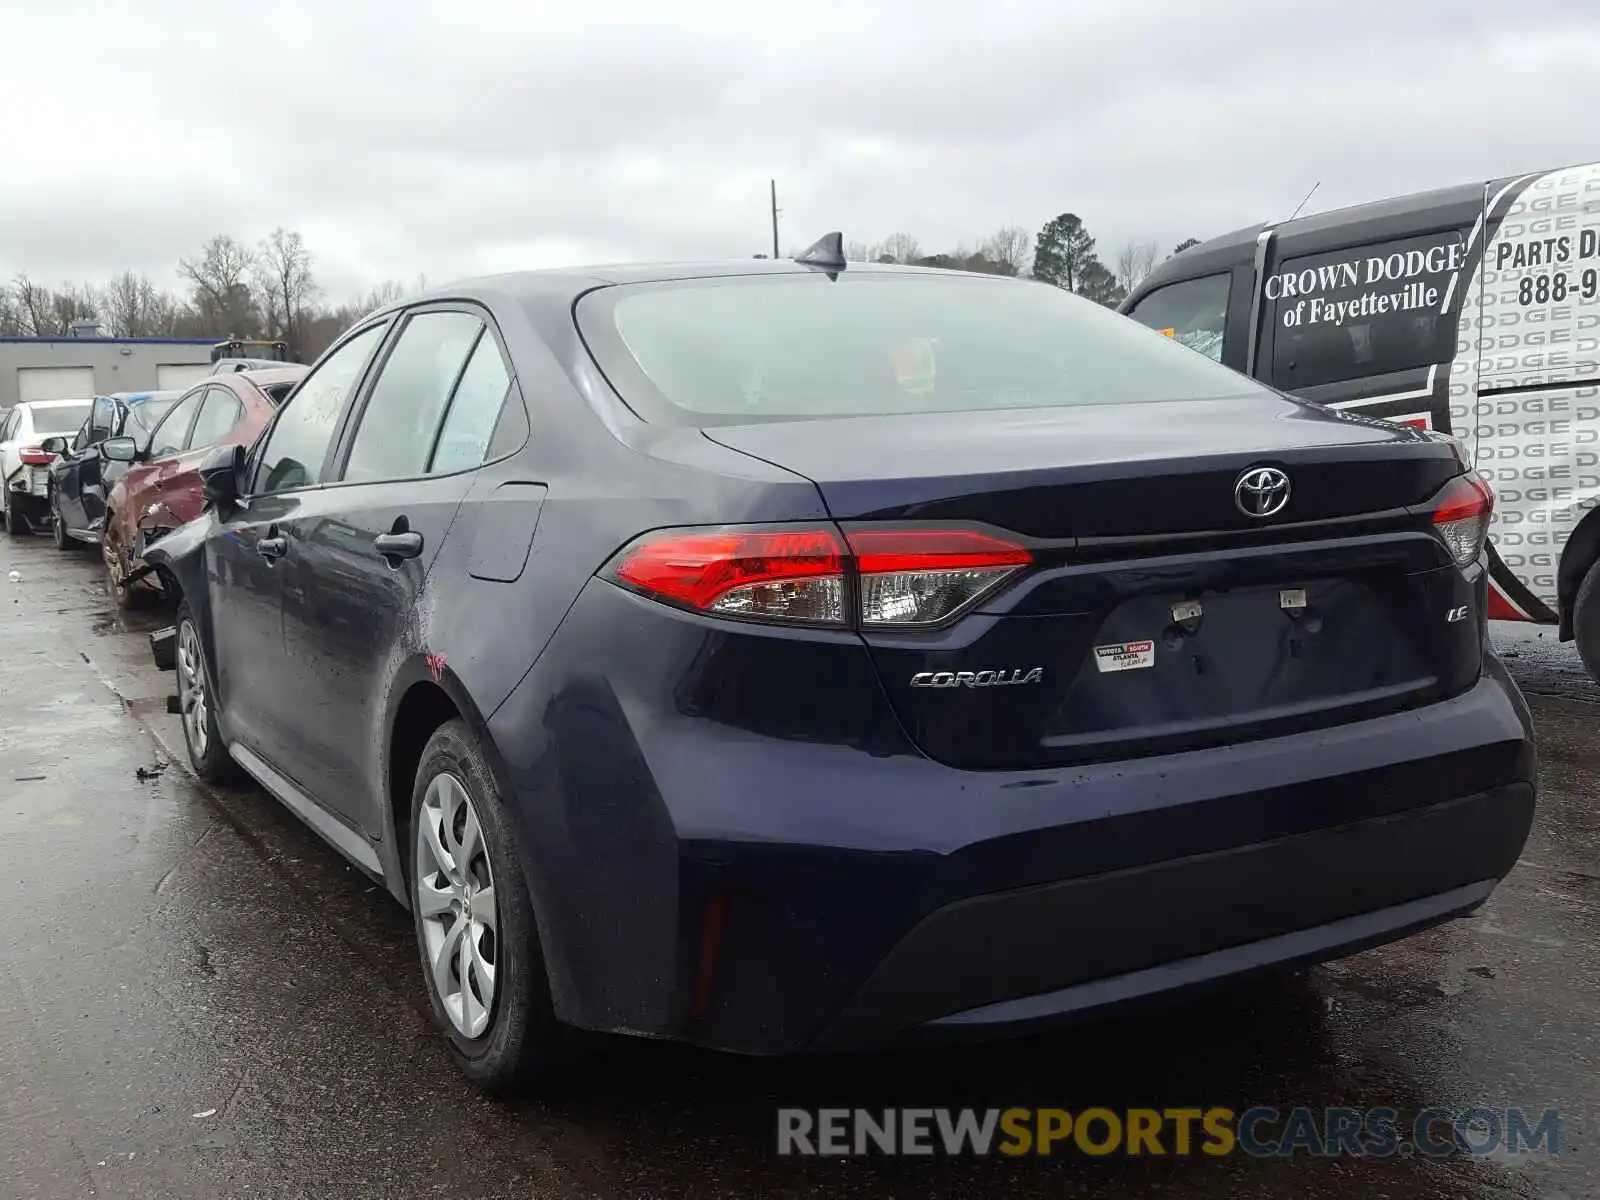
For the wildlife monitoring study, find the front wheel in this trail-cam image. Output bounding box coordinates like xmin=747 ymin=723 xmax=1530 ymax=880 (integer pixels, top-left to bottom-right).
xmin=175 ymin=603 xmax=237 ymax=783
xmin=1574 ymin=560 xmax=1600 ymax=685
xmin=409 ymin=720 xmax=579 ymax=1095
xmin=103 ymin=531 xmax=141 ymax=609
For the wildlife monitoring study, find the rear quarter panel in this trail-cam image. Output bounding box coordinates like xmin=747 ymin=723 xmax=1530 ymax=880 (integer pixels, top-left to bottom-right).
xmin=399 ymin=286 xmax=833 ymax=728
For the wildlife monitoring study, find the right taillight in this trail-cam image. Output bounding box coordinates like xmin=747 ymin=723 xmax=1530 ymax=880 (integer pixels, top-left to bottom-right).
xmin=846 ymin=527 xmax=1031 ymax=627
xmin=605 ymin=524 xmax=1032 ymax=628
xmin=1431 ymin=471 xmax=1495 ymax=567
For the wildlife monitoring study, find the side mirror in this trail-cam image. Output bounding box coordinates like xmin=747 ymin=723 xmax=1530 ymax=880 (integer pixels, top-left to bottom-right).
xmin=100 ymin=436 xmax=138 ymax=462
xmin=38 ymin=436 xmax=68 ymax=455
xmin=200 ymin=443 xmax=246 ymax=514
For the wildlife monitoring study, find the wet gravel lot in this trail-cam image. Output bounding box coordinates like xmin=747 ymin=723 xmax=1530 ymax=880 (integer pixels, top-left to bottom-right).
xmin=1 ymin=532 xmax=1595 ymax=1200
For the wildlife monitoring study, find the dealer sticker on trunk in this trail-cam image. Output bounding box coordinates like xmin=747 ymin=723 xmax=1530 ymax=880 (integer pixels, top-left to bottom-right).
xmin=1093 ymin=640 xmax=1155 ymax=673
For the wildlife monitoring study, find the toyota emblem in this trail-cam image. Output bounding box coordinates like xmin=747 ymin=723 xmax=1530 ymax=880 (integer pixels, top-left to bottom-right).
xmin=1234 ymin=466 xmax=1291 ymax=518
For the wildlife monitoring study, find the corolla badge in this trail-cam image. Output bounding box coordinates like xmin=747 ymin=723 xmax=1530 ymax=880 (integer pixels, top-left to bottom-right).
xmin=909 ymin=668 xmax=1044 ymax=688
xmin=1234 ymin=466 xmax=1291 ymax=518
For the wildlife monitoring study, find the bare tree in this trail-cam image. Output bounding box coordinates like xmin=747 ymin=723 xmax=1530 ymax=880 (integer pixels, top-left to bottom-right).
xmin=1114 ymin=240 xmax=1160 ymax=296
xmin=102 ymin=271 xmax=171 ymax=338
xmin=0 ymin=284 xmax=21 ymax=336
xmin=52 ymin=284 xmax=100 ymax=332
xmin=875 ymin=232 xmax=922 ymax=264
xmin=253 ymin=227 xmax=319 ymax=350
xmin=179 ymin=234 xmax=259 ymax=336
xmin=844 ymin=240 xmax=874 ymax=263
xmin=11 ymin=275 xmax=53 ymax=335
xmin=981 ymin=226 xmax=1033 ymax=277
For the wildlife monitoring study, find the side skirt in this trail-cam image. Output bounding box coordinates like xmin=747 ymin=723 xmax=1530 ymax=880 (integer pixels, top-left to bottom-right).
xmin=228 ymin=743 xmax=385 ymax=878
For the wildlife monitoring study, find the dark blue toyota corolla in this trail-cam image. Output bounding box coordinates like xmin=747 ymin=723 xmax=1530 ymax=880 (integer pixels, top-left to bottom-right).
xmin=146 ymin=240 xmax=1536 ymax=1094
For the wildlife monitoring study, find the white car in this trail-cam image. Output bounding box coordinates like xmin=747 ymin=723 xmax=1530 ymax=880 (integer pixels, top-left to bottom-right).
xmin=1 ymin=398 xmax=95 ymax=535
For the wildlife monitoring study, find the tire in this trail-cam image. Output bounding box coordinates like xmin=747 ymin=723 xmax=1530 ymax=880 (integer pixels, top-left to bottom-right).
xmin=49 ymin=489 xmax=73 ymax=551
xmin=1575 ymin=560 xmax=1600 ymax=685
xmin=3 ymin=490 xmax=27 ymax=537
xmin=175 ymin=602 xmax=238 ymax=783
xmin=103 ymin=528 xmax=141 ymax=610
xmin=409 ymin=720 xmax=579 ymax=1095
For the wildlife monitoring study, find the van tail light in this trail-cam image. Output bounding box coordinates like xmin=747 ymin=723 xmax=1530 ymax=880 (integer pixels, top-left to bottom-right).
xmin=605 ymin=524 xmax=1032 ymax=628
xmin=19 ymin=446 xmax=54 ymax=466
xmin=1431 ymin=471 xmax=1494 ymax=567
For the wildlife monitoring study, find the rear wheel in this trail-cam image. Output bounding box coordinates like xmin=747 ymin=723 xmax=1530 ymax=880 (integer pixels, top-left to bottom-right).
xmin=3 ymin=490 xmax=27 ymax=537
xmin=409 ymin=720 xmax=579 ymax=1095
xmin=176 ymin=603 xmax=237 ymax=782
xmin=49 ymin=489 xmax=73 ymax=551
xmin=1574 ymin=560 xmax=1600 ymax=684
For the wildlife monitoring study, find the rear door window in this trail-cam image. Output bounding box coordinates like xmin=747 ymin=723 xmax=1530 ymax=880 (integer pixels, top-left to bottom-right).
xmin=186 ymin=387 xmax=243 ymax=450
xmin=341 ymin=311 xmax=483 ymax=483
xmin=147 ymin=391 xmax=204 ymax=459
xmin=429 ymin=331 xmax=513 ymax=473
xmin=1266 ymin=231 xmax=1467 ymax=390
xmin=1125 ymin=274 xmax=1230 ymax=361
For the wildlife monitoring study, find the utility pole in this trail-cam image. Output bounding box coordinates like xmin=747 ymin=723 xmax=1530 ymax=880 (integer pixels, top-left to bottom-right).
xmin=770 ymin=180 xmax=780 ymax=260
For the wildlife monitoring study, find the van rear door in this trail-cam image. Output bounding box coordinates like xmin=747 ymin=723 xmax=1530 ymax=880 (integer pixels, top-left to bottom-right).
xmin=1461 ymin=162 xmax=1600 ymax=624
xmin=1255 ymin=189 xmax=1482 ymax=438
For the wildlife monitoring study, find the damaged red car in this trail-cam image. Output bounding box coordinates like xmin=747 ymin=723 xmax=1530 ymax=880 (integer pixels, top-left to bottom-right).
xmin=101 ymin=366 xmax=306 ymax=606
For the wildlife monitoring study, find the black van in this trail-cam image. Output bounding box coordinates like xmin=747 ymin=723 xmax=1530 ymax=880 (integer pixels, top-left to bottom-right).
xmin=1123 ymin=162 xmax=1600 ymax=680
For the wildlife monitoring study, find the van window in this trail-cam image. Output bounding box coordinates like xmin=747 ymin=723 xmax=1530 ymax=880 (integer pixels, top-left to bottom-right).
xmin=1126 ymin=274 xmax=1230 ymax=361
xmin=1267 ymin=231 xmax=1466 ymax=389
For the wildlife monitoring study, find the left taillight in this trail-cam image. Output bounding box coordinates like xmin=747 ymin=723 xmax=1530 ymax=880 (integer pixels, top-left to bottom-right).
xmin=1431 ymin=471 xmax=1495 ymax=567
xmin=610 ymin=527 xmax=847 ymax=624
xmin=19 ymin=446 xmax=53 ymax=466
xmin=605 ymin=524 xmax=1032 ymax=629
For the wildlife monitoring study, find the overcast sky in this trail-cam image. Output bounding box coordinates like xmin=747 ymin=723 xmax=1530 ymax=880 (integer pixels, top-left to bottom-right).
xmin=2 ymin=0 xmax=1599 ymax=301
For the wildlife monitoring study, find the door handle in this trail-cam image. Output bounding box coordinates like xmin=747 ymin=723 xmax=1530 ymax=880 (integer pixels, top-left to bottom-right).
xmin=258 ymin=535 xmax=287 ymax=560
xmin=374 ymin=530 xmax=424 ymax=563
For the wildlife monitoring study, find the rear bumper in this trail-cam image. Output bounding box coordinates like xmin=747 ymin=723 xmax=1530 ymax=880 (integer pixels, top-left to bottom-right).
xmin=6 ymin=487 xmax=49 ymax=523
xmin=489 ymin=583 xmax=1537 ymax=1055
xmin=813 ymin=784 xmax=1529 ymax=1048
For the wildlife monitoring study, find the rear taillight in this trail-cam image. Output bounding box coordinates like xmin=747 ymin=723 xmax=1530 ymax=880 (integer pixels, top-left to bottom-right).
xmin=1431 ymin=471 xmax=1494 ymax=567
xmin=847 ymin=527 xmax=1031 ymax=627
xmin=606 ymin=524 xmax=1032 ymax=628
xmin=19 ymin=446 xmax=53 ymax=466
xmin=611 ymin=528 xmax=846 ymax=624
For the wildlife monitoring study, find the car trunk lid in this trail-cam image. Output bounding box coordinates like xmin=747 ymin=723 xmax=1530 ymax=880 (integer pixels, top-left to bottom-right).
xmin=704 ymin=399 xmax=1483 ymax=768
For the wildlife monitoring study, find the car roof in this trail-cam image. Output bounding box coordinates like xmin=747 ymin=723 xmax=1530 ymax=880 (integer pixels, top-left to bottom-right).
xmin=19 ymin=397 xmax=94 ymax=408
xmin=368 ymin=259 xmax=995 ymax=315
xmin=232 ymin=365 xmax=308 ymax=387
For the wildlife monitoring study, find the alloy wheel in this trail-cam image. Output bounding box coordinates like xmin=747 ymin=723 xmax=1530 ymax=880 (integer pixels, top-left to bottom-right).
xmin=415 ymin=773 xmax=499 ymax=1039
xmin=176 ymin=621 xmax=209 ymax=760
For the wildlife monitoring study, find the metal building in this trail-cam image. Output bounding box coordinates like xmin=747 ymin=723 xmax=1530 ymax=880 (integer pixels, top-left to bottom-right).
xmin=0 ymin=322 xmax=216 ymax=408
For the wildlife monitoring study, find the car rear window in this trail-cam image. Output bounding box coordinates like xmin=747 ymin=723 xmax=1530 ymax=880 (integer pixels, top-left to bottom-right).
xmin=31 ymin=403 xmax=92 ymax=435
xmin=575 ymin=272 xmax=1266 ymax=426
